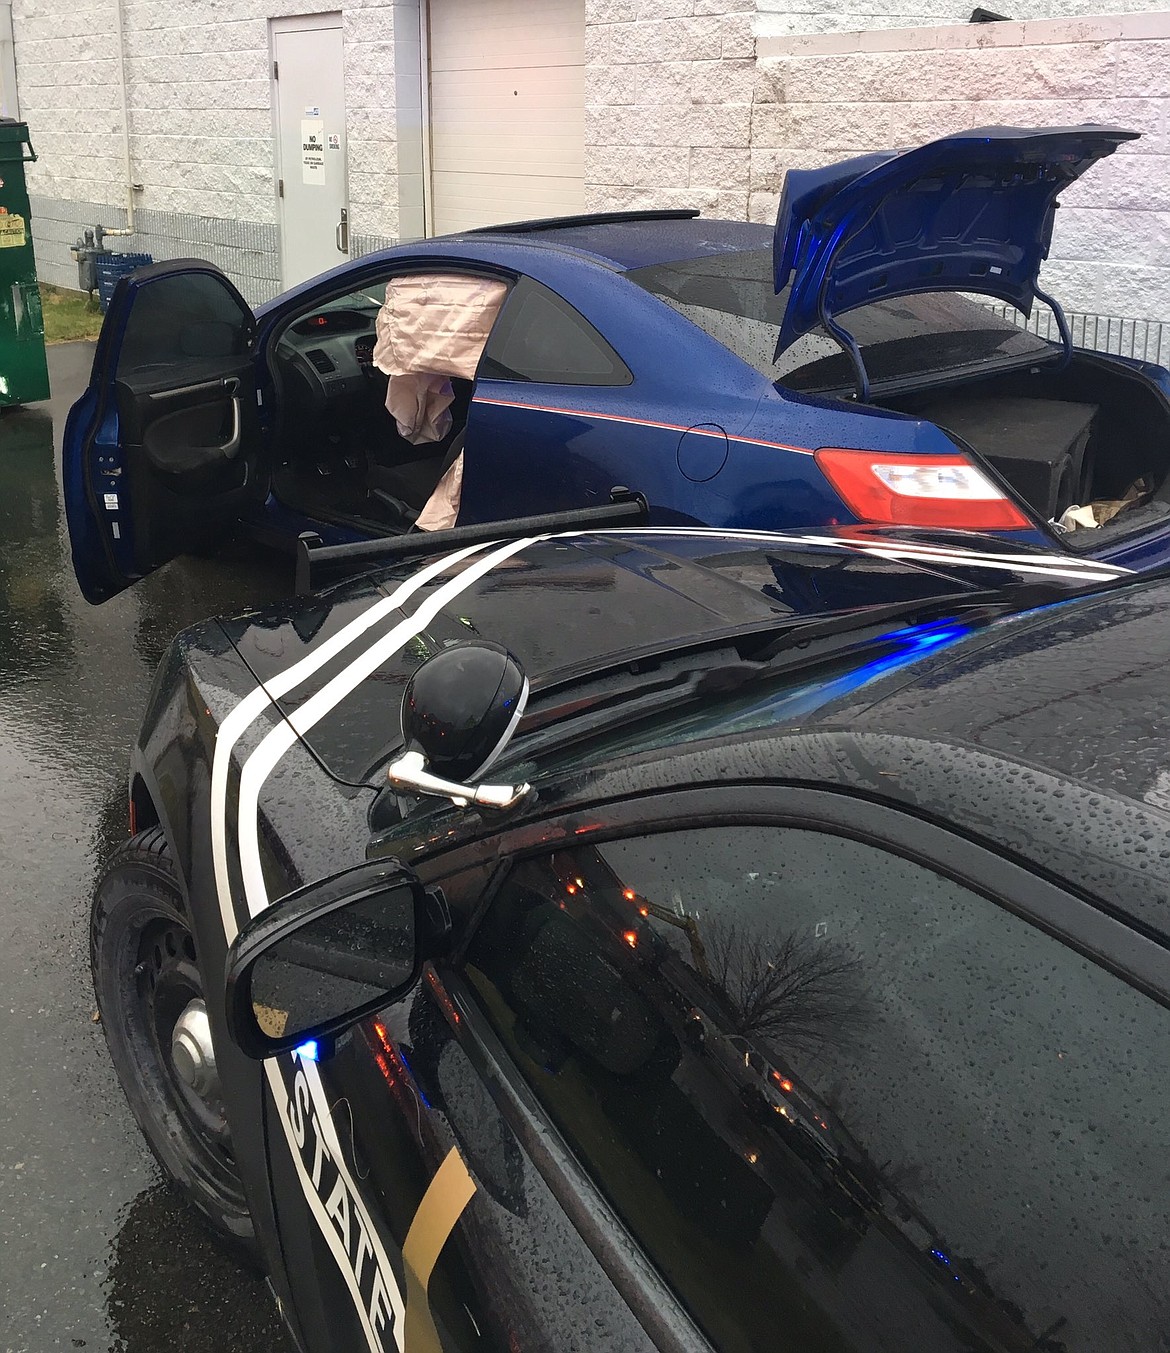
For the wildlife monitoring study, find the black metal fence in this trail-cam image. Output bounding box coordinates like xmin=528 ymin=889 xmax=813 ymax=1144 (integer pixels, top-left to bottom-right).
xmin=988 ymin=301 xmax=1167 ymax=366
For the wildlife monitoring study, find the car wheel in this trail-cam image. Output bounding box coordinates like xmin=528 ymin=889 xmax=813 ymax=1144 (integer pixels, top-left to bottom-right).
xmin=91 ymin=826 xmax=260 ymax=1267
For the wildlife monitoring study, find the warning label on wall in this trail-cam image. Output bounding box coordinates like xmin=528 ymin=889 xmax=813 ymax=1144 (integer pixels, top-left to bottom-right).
xmin=0 ymin=213 xmax=26 ymax=249
xmin=301 ymin=122 xmax=326 ymax=185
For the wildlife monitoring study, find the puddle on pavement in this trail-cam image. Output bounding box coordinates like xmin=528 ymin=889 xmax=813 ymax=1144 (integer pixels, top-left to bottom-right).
xmin=0 ymin=347 xmax=290 ymax=1351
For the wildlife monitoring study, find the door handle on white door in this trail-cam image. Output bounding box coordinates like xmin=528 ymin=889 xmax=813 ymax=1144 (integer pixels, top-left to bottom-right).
xmin=336 ymin=207 xmax=349 ymax=254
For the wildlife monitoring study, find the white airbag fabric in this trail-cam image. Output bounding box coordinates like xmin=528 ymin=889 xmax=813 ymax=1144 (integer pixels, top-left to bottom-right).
xmin=373 ymin=274 xmax=508 ymax=444
xmin=386 ymin=372 xmax=455 ymax=446
xmin=415 ymin=452 xmax=464 ymax=533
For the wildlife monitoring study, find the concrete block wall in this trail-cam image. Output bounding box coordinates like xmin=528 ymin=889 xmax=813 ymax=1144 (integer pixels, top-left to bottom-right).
xmin=584 ymin=0 xmax=759 ymax=221
xmin=12 ymin=0 xmax=413 ymax=303
xmin=750 ymin=13 xmax=1170 ymax=325
xmin=12 ymin=0 xmax=1169 ymax=334
xmin=756 ymin=0 xmax=1170 ymax=39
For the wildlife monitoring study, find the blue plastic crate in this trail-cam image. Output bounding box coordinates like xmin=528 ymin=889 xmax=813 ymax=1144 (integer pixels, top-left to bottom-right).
xmin=95 ymin=252 xmax=154 ymax=313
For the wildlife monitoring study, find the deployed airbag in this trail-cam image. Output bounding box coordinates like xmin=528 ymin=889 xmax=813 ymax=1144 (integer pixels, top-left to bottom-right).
xmin=385 ymin=372 xmax=455 ymax=446
xmin=415 ymin=453 xmax=463 ymax=532
xmin=373 ymin=274 xmax=508 ymax=444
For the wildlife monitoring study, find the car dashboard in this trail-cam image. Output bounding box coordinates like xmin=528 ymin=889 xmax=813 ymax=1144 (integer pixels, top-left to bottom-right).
xmin=274 ymin=307 xmax=384 ymax=411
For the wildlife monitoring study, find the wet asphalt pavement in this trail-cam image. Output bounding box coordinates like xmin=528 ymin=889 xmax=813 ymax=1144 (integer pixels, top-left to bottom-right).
xmin=0 ymin=344 xmax=292 ymax=1351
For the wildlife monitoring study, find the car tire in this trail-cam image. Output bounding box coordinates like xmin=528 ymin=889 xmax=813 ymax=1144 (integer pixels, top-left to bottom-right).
xmin=91 ymin=826 xmax=261 ymax=1268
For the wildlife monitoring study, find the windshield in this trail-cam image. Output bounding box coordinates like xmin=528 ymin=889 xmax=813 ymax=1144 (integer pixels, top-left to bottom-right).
xmin=626 ymin=248 xmax=1057 ymax=394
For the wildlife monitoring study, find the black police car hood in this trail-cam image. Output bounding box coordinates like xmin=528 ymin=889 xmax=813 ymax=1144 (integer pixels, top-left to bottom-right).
xmin=216 ymin=528 xmax=1118 ymax=787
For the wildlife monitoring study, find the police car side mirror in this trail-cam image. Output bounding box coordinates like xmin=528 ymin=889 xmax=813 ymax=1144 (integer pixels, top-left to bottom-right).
xmin=224 ymin=860 xmax=450 ymax=1060
xmin=387 ymin=640 xmax=532 ymax=809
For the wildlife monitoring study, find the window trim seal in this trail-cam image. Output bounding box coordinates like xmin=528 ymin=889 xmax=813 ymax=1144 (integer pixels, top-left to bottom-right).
xmin=434 ymin=783 xmax=1170 ymax=1007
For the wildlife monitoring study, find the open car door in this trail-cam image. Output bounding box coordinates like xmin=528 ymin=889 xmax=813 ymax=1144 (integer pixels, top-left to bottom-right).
xmin=63 ymin=260 xmax=267 ymax=603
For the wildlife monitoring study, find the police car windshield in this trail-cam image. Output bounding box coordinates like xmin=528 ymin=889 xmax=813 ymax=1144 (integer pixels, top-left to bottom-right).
xmin=514 ymin=587 xmax=1039 ymax=763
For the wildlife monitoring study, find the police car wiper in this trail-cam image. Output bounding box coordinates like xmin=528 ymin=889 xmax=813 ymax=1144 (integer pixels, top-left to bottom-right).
xmin=294 ymin=488 xmax=649 ymax=595
xmin=742 ymin=580 xmax=1065 ymax=667
xmin=515 ymin=582 xmax=1062 ymax=759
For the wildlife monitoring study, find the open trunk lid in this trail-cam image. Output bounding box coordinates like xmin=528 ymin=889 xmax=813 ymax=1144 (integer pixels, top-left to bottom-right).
xmin=772 ymin=125 xmax=1137 ymax=357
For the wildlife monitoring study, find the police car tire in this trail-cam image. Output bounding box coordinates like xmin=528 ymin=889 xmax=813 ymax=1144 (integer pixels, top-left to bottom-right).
xmin=91 ymin=827 xmax=262 ymax=1269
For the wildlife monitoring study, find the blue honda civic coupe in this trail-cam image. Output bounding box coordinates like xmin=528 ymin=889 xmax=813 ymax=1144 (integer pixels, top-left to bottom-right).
xmin=64 ymin=124 xmax=1169 ymax=603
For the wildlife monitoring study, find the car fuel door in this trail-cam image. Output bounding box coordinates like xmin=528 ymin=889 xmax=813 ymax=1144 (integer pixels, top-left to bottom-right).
xmin=63 ymin=259 xmax=266 ymax=603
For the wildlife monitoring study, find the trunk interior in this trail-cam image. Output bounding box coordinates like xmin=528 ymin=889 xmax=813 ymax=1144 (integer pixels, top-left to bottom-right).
xmin=878 ymin=355 xmax=1170 ymax=547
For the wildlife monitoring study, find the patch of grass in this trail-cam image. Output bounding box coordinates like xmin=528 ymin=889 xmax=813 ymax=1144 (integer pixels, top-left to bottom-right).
xmin=38 ymin=282 xmax=103 ymax=344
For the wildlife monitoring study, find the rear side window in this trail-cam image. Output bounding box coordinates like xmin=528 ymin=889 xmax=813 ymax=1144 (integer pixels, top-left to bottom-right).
xmin=115 ymin=271 xmax=252 ymax=378
xmin=628 ymin=248 xmax=1054 ymax=393
xmin=464 ymin=824 xmax=1170 ymax=1353
xmin=479 ymin=277 xmax=631 ymax=386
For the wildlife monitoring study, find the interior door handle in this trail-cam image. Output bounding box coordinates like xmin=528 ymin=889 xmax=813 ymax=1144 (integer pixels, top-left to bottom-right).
xmin=207 ymin=395 xmax=242 ymax=460
xmin=219 ymin=397 xmax=242 ymax=462
xmin=336 ymin=207 xmax=349 ymax=254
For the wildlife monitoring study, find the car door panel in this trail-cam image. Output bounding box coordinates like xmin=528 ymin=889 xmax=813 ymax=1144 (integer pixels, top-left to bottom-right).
xmin=250 ymin=768 xmax=1170 ymax=1351
xmin=63 ymin=259 xmax=266 ymax=603
xmin=267 ymin=981 xmax=664 ymax=1353
xmin=459 ymin=273 xmax=712 ymax=527
xmin=459 ymin=271 xmax=771 ymax=529
xmin=461 ymin=382 xmax=704 ymax=525
xmin=125 ymin=375 xmax=246 ymax=480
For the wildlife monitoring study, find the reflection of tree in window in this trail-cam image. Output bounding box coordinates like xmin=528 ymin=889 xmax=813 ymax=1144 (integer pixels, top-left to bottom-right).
xmin=702 ymin=917 xmax=868 ymax=1053
xmin=464 ymin=827 xmax=1170 ymax=1353
xmin=466 ymin=854 xmax=859 ymax=1352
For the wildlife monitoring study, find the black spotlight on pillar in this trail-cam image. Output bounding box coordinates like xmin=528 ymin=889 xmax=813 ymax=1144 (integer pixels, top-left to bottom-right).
xmin=388 ymin=641 xmax=531 ymax=809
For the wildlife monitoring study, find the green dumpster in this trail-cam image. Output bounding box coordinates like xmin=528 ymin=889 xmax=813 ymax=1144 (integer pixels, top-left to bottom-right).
xmin=0 ymin=118 xmax=50 ymax=410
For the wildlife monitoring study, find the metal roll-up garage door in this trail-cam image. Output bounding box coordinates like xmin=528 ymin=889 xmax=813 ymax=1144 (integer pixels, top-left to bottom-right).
xmin=427 ymin=0 xmax=585 ymax=235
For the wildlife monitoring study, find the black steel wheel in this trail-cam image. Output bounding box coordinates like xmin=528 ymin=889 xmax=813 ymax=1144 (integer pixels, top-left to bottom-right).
xmin=91 ymin=826 xmax=260 ymax=1265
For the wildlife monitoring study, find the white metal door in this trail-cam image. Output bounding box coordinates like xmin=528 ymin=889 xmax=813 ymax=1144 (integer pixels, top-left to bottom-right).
xmin=427 ymin=0 xmax=585 ymax=235
xmin=271 ymin=14 xmax=348 ymax=289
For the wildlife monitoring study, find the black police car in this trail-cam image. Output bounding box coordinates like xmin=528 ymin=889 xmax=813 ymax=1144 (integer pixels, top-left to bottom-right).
xmin=88 ymin=521 xmax=1169 ymax=1353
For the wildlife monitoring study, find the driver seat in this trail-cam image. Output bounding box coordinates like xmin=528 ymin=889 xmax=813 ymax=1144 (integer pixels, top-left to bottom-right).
xmin=368 ymin=429 xmax=465 ymax=531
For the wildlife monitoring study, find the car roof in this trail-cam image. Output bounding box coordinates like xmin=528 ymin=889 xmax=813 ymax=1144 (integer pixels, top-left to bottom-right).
xmin=454 ymin=214 xmax=772 ymax=271
xmin=265 ymin=523 xmax=1167 ymax=943
xmin=849 ymin=573 xmax=1170 ymax=809
xmin=842 ymin=576 xmax=1170 ymax=943
xmin=358 ymin=564 xmax=1170 ymax=953
xmin=253 ymin=215 xmax=775 ymax=323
